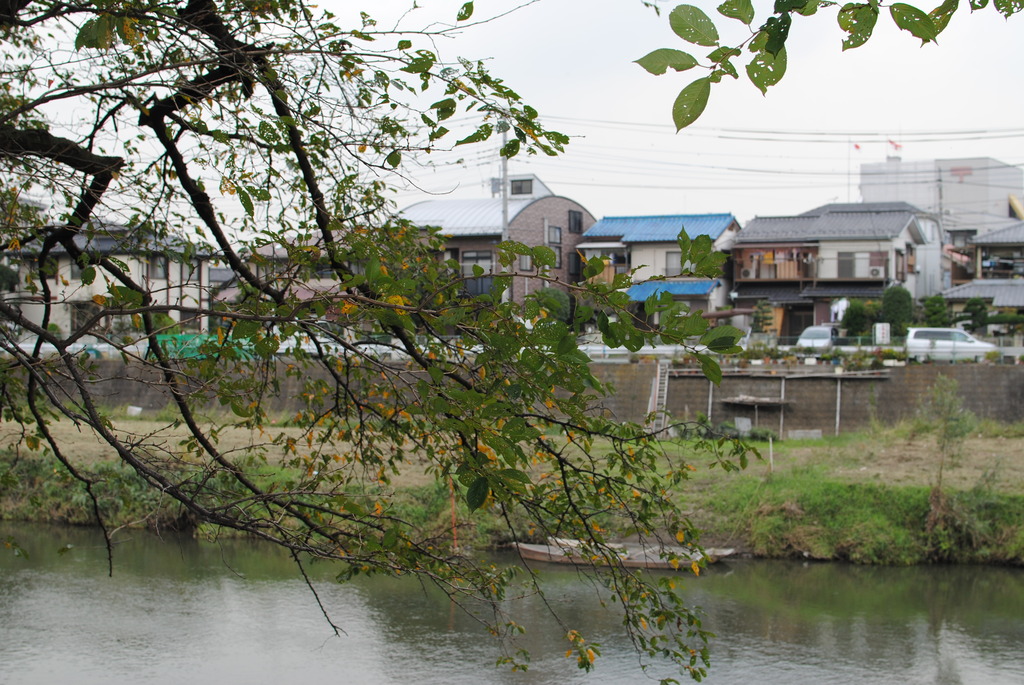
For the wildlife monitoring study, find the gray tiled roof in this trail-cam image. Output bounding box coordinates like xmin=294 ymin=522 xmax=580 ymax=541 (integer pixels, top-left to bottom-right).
xmin=941 ymin=279 xmax=1024 ymax=307
xmin=738 ymin=204 xmax=921 ymax=243
xmin=970 ymin=221 xmax=1024 ymax=245
xmin=734 ymin=284 xmax=810 ymax=303
xmin=801 ymin=285 xmax=886 ymax=298
xmin=799 ymin=201 xmax=926 ymax=216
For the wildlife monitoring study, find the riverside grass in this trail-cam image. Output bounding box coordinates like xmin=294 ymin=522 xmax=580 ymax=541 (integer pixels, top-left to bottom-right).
xmin=2 ymin=422 xmax=1023 ymax=565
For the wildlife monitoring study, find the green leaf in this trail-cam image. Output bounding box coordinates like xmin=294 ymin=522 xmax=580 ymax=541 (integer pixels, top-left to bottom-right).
xmin=669 ymin=5 xmax=720 ymax=46
xmin=237 ymin=187 xmax=254 ymax=217
xmin=774 ymin=0 xmax=807 ymax=11
xmin=696 ymin=353 xmax=723 ymax=384
xmin=762 ymin=12 xmax=792 ymax=56
xmin=532 ymin=245 xmax=556 ymax=267
xmin=717 ymin=0 xmax=755 ymax=24
xmin=397 ymin=39 xmax=412 ymax=50
xmin=838 ymin=3 xmax=879 ymax=50
xmin=498 ymin=468 xmax=532 ymax=485
xmin=80 ymin=265 xmax=95 ymax=285
xmin=229 ymin=399 xmax=254 ymax=418
xmin=929 ymin=0 xmax=959 ymax=33
xmin=400 ymin=55 xmax=434 ymax=74
xmin=677 ymin=312 xmax=710 ymax=338
xmin=385 ymin=150 xmax=402 ymax=167
xmin=700 ymin=324 xmax=744 ymax=352
xmin=431 ymin=97 xmax=457 ymax=120
xmin=74 ymin=16 xmax=115 ymax=51
xmin=455 ymin=124 xmax=493 ymax=146
xmin=635 ymin=49 xmax=698 ymax=75
xmin=583 ymin=256 xmax=607 ymax=280
xmin=457 ymin=2 xmax=474 ymax=21
xmin=890 ymin=3 xmax=939 ymax=43
xmin=500 ymin=138 xmax=520 ymax=158
xmin=746 ymin=47 xmax=787 ymax=95
xmin=466 ymin=476 xmax=490 ymax=511
xmin=993 ymin=0 xmax=1021 ymax=16
xmin=672 ymin=77 xmax=712 ymax=131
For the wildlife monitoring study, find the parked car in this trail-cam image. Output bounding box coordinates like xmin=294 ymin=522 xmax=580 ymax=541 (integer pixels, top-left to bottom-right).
xmin=904 ymin=328 xmax=997 ymax=362
xmin=796 ymin=325 xmax=838 ymax=349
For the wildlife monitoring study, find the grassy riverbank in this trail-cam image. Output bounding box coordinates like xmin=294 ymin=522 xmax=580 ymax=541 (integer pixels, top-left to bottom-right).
xmin=2 ymin=417 xmax=1022 ymax=565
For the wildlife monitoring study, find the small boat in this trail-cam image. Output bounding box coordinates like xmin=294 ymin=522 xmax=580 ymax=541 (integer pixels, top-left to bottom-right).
xmin=512 ymin=537 xmax=734 ymax=570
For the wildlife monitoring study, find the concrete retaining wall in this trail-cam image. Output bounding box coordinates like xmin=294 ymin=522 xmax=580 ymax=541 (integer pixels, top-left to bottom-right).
xmin=55 ymin=360 xmax=1024 ymax=436
xmin=587 ymin=363 xmax=1024 ymax=436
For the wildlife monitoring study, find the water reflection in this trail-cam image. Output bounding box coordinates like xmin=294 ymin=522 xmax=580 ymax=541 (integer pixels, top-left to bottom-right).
xmin=1 ymin=523 xmax=1022 ymax=684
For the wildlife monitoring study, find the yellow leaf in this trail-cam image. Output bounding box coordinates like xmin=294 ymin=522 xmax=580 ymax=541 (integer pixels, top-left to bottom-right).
xmin=691 ymin=561 xmax=701 ymax=576
xmin=675 ymin=530 xmax=686 ymax=544
xmin=92 ymin=294 xmax=107 ymax=306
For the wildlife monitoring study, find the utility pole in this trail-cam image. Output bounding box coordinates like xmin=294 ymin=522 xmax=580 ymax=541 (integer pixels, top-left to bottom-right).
xmin=500 ymin=128 xmax=510 ymax=302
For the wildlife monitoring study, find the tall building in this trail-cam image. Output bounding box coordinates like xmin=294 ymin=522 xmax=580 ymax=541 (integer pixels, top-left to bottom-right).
xmin=859 ymin=157 xmax=1023 ymax=243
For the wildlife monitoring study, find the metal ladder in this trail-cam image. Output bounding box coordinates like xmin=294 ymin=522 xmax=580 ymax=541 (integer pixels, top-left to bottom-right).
xmin=650 ymin=360 xmax=671 ymax=434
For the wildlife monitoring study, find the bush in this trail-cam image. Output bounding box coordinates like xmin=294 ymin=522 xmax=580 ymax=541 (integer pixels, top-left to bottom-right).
xmin=841 ymin=299 xmax=872 ymax=336
xmin=880 ymin=286 xmax=913 ymax=336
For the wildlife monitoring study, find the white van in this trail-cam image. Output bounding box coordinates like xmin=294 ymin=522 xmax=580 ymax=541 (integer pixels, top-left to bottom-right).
xmin=904 ymin=328 xmax=997 ymax=362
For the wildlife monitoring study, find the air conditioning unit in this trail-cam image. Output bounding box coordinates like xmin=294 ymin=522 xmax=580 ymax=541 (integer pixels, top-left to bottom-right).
xmin=741 ymin=269 xmax=752 ymax=278
xmin=869 ymin=267 xmax=881 ymax=277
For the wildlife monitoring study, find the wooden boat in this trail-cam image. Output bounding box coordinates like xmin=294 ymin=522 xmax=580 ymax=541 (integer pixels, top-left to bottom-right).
xmin=512 ymin=538 xmax=734 ymax=570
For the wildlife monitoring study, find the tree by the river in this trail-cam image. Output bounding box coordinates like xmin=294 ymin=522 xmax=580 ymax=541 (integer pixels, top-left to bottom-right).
xmin=0 ymin=0 xmax=743 ymax=681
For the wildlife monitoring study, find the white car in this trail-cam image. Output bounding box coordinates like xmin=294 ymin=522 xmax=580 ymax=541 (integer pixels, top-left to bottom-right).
xmin=905 ymin=328 xmax=997 ymax=362
xmin=796 ymin=325 xmax=838 ymax=349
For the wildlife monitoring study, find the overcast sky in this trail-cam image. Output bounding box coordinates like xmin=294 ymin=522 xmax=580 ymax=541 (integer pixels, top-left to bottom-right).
xmin=334 ymin=0 xmax=1024 ymax=224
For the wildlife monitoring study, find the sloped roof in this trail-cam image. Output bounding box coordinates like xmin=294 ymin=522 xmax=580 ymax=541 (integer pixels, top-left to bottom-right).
xmin=733 ymin=284 xmax=810 ymax=303
xmin=584 ymin=214 xmax=736 ymax=243
xmin=801 ymin=285 xmax=887 ymax=299
xmin=739 ymin=204 xmax=924 ymax=244
xmin=401 ymin=198 xmax=537 ymax=237
xmin=970 ymin=221 xmax=1024 ymax=245
xmin=627 ymin=279 xmax=719 ymax=301
xmin=16 ymin=222 xmax=203 ymax=257
xmin=942 ymin=279 xmax=1024 ymax=307
xmin=800 ymin=201 xmax=926 ymax=216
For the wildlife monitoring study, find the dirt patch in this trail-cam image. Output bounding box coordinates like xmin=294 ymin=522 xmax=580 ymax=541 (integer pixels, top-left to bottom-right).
xmin=766 ymin=432 xmax=1024 ymax=495
xmin=3 ymin=418 xmax=1022 ymax=497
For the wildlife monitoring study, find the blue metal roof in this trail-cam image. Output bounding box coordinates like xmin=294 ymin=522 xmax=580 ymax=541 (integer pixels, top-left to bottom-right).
xmin=584 ymin=214 xmax=736 ymax=242
xmin=627 ymin=280 xmax=719 ymax=301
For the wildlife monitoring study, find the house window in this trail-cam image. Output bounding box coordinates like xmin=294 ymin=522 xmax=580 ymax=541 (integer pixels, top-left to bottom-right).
xmin=462 ymin=250 xmax=494 ymax=297
xmin=149 ymin=255 xmax=168 ymax=280
xmin=208 ymin=267 xmax=235 ymax=284
xmin=519 ymin=254 xmax=533 ymax=271
xmin=567 ymin=251 xmax=582 ymax=281
xmin=837 ymin=252 xmax=856 ymax=279
xmin=70 ymin=258 xmax=83 ymax=280
xmin=461 ymin=250 xmax=493 ymax=276
xmin=568 ymin=210 xmax=583 ymax=234
xmin=552 ymin=248 xmax=562 ymax=269
xmin=868 ymin=251 xmax=888 ymax=279
xmin=665 ymin=251 xmax=682 ymax=278
xmin=510 ymin=179 xmax=532 ymax=195
xmin=548 ymin=225 xmax=562 ymax=244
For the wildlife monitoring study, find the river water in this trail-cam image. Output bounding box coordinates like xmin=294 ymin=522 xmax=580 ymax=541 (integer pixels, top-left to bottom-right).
xmin=1 ymin=523 xmax=1022 ymax=685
